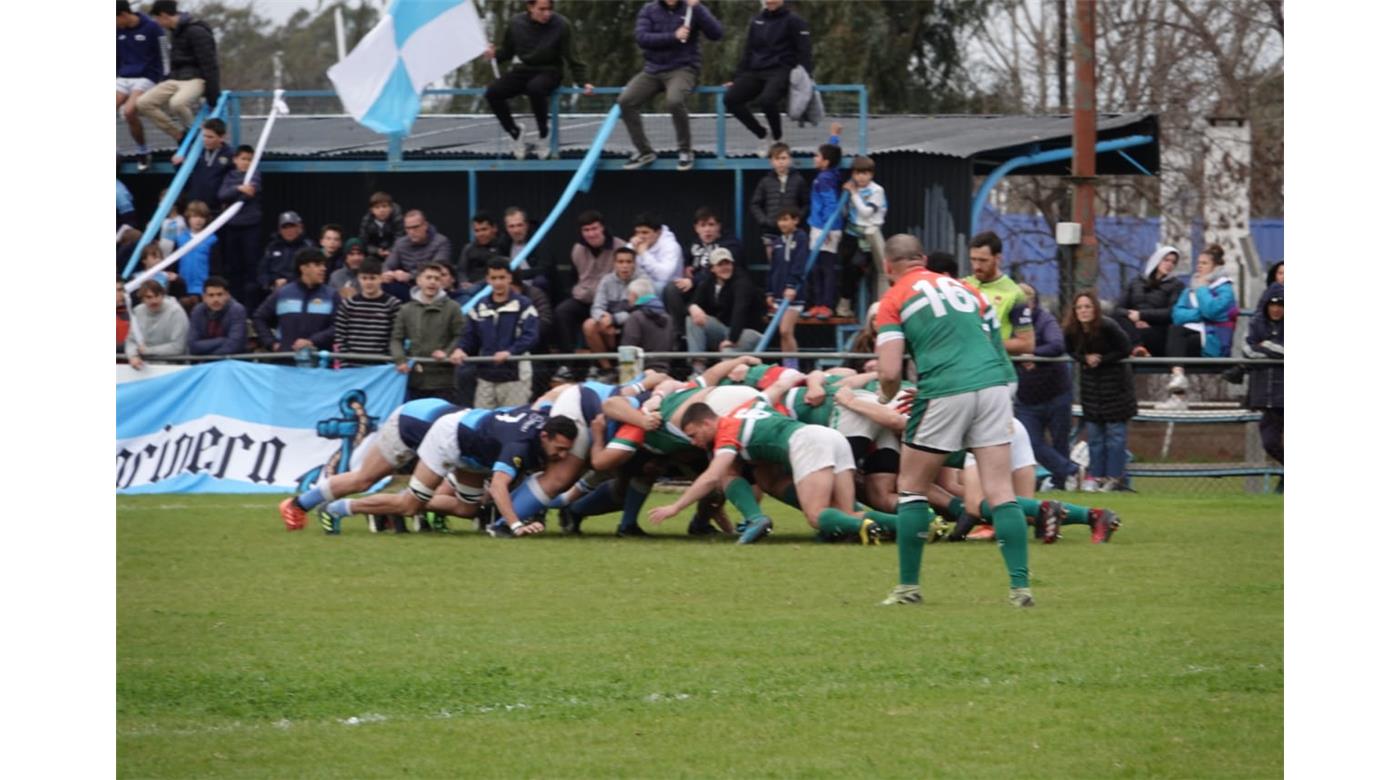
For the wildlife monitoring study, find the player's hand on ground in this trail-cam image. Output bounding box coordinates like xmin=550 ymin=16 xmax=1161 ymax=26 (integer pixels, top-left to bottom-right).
xmin=512 ymin=520 xmax=545 ymax=536
xmin=648 ymin=504 xmax=679 ymax=525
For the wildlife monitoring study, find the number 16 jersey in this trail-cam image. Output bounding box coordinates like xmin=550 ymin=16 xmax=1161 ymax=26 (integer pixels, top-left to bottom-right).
xmin=874 ymin=269 xmax=1015 ymax=399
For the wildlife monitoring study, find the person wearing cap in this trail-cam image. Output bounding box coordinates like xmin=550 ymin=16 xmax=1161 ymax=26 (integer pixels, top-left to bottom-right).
xmin=252 ymin=249 xmax=338 ymax=353
xmin=684 ymin=248 xmax=764 ymax=374
xmin=256 ymin=211 xmax=317 ymax=306
xmin=329 ymin=238 xmax=370 ymax=298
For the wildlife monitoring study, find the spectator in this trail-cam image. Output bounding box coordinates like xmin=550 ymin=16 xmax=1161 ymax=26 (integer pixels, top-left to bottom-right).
xmin=511 ymin=265 xmax=555 ymax=399
xmin=157 ymin=188 xmax=186 ymax=257
xmin=724 ymin=0 xmax=812 ymax=151
xmin=619 ymin=276 xmax=675 ymax=370
xmin=139 ymin=243 xmax=187 ymax=300
xmin=333 ymin=258 xmax=399 ymax=362
xmin=453 ymin=258 xmax=540 ymax=408
xmin=358 ymin=192 xmax=404 ymax=261
xmin=1243 ymin=282 xmax=1283 ymax=471
xmin=630 ymin=212 xmax=683 ymax=288
xmin=329 ymin=239 xmax=369 ymax=298
xmin=481 ymin=0 xmax=593 ymax=160
xmin=138 ymin=1 xmax=219 ymax=143
xmin=618 ymin=0 xmax=724 ymax=171
xmin=174 ymin=118 xmax=232 ymax=213
xmin=750 ymin=141 xmax=809 ymax=257
xmin=767 ymin=206 xmax=808 ymax=368
xmin=836 ymin=154 xmax=887 ymax=318
xmin=502 ymin=207 xmax=551 ymax=297
xmin=684 ymin=248 xmax=764 ymax=373
xmin=1115 ymin=245 xmax=1184 ymax=358
xmin=252 ymin=249 xmax=337 ymax=353
xmin=187 ymin=276 xmax=247 ymax=355
xmin=1265 ymin=260 xmax=1284 ymax=287
xmin=319 ymin=224 xmax=345 ymax=272
xmin=126 ymin=279 xmax=190 ymax=370
xmin=806 ymin=124 xmax=844 ymax=319
xmin=583 ymin=245 xmax=639 ymax=376
xmin=256 ymin=211 xmax=316 ymax=307
xmin=116 ymin=280 xmax=131 ymax=351
xmin=117 ymin=179 xmax=138 ymax=229
xmin=663 ymin=207 xmax=743 ymax=345
xmin=391 ymin=263 xmax=463 ymax=402
xmin=217 ymin=144 xmax=262 ymax=304
xmin=117 ymin=1 xmax=166 ymax=171
xmin=386 ymin=210 xmax=452 ymax=301
xmin=556 ymin=210 xmax=624 ymax=362
xmin=173 ymin=200 xmax=215 ymax=303
xmin=1012 ymin=283 xmax=1076 ymax=491
xmin=963 ymin=230 xmax=1034 ymax=355
xmin=1166 ymin=243 xmax=1238 ymax=405
xmin=456 ymin=211 xmax=510 ymax=289
xmin=1063 ymin=291 xmax=1137 ymax=492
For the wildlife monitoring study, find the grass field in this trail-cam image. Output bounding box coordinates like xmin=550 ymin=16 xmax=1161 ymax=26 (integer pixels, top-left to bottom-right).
xmin=117 ymin=491 xmax=1282 ymax=778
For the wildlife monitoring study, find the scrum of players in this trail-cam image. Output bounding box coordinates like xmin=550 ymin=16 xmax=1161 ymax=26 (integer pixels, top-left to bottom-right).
xmin=277 ymin=358 xmax=1119 ymax=549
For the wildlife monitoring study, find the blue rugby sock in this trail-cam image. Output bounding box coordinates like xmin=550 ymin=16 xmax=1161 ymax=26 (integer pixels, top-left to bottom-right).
xmin=295 ymin=486 xmax=327 ymax=511
xmin=325 ymin=499 xmax=352 ymax=518
xmin=570 ymin=480 xmax=625 ymax=518
xmin=618 ymin=481 xmax=651 ymax=530
xmin=508 ymin=475 xmax=552 ymax=519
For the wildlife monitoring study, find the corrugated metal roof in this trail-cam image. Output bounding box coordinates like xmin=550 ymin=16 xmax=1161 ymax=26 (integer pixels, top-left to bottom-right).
xmin=117 ymin=111 xmax=1157 ymax=166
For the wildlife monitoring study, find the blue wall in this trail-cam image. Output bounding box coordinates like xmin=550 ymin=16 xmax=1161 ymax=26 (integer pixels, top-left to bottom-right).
xmin=979 ymin=208 xmax=1284 ymax=304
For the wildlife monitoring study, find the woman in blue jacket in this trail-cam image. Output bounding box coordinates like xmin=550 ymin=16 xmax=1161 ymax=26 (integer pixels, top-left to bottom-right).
xmin=1165 ymin=243 xmax=1238 ymax=399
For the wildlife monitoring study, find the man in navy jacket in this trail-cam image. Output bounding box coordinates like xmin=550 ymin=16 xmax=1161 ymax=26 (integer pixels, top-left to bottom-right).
xmin=725 ymin=0 xmax=812 ymax=149
xmin=452 ymin=258 xmax=540 ymax=408
xmin=187 ymin=277 xmax=248 ymax=355
xmin=1011 ymin=284 xmax=1076 ymax=490
xmin=117 ymin=1 xmax=167 ymax=170
xmin=617 ymin=0 xmax=723 ymax=171
xmin=252 ymin=250 xmax=337 ymax=352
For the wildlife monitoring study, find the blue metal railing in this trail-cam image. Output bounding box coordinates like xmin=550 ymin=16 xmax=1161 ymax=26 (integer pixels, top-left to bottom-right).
xmin=221 ymin=84 xmax=869 ymax=161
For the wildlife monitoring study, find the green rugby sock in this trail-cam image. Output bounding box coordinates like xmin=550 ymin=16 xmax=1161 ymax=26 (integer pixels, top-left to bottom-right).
xmin=1016 ymin=496 xmax=1044 ymax=519
xmin=724 ymin=477 xmax=767 ymax=522
xmin=816 ymin=508 xmax=863 ymax=538
xmin=862 ymin=508 xmax=900 ymax=535
xmin=989 ymin=500 xmax=1030 ymax=589
xmin=897 ymin=495 xmax=931 ymax=586
xmin=1061 ymin=502 xmax=1092 ymax=526
xmin=947 ymin=497 xmax=965 ymax=518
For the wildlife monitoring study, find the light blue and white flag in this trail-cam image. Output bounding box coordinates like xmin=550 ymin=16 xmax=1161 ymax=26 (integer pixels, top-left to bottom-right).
xmin=328 ymin=0 xmax=488 ymax=135
xmin=116 ymin=361 xmax=407 ymax=494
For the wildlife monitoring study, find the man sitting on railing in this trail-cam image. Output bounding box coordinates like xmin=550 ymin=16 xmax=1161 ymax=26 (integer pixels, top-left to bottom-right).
xmin=481 ymin=0 xmax=593 ymax=161
xmin=138 ymin=1 xmax=220 ymax=143
xmin=619 ymin=0 xmax=724 ymax=172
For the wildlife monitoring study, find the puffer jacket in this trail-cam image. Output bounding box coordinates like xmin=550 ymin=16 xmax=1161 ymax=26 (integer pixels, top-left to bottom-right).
xmin=634 ymin=0 xmax=723 ymax=75
xmin=1065 ymin=316 xmax=1137 ymax=423
xmin=169 ymin=14 xmax=220 ymax=105
xmin=1172 ymin=268 xmax=1238 ymax=357
xmin=1118 ymin=246 xmax=1186 ymax=327
xmin=734 ymin=4 xmax=812 ymax=75
xmin=1244 ymin=283 xmax=1283 ymax=409
xmin=749 ymin=170 xmax=810 ymax=234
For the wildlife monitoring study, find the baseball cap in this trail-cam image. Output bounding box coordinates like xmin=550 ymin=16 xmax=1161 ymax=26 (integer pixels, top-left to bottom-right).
xmin=278 ymin=211 xmax=303 ymax=227
xmin=710 ymin=248 xmax=735 ymax=265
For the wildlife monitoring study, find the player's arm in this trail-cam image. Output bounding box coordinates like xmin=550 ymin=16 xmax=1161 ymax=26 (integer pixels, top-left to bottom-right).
xmin=702 ymin=355 xmax=760 ymax=388
xmin=491 ymin=459 xmax=543 ymax=536
xmin=801 ymin=370 xmax=829 ymax=406
xmin=876 ymin=338 xmax=904 ymax=403
xmin=834 ymin=387 xmax=906 ymax=433
xmin=764 ymin=368 xmax=806 ymax=405
xmin=602 ymin=395 xmax=660 ymax=431
xmin=647 ymin=450 xmax=738 ymax=525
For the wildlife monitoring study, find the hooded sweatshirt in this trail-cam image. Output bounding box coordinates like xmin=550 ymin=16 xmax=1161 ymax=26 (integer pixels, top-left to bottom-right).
xmin=391 ymin=286 xmax=464 ymax=390
xmin=1118 ymin=245 xmax=1186 ymax=327
xmin=126 ymin=300 xmax=190 ymax=359
xmin=570 ymin=233 xmax=625 ymax=303
xmin=636 ymin=225 xmax=683 ymax=286
xmin=1172 ymin=266 xmax=1238 ymax=357
xmin=1244 ymin=282 xmax=1283 ymax=409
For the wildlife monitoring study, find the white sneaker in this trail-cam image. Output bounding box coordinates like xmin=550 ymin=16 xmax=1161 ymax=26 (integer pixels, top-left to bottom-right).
xmin=1081 ymin=477 xmax=1101 ymax=493
xmin=511 ymin=133 xmax=529 ymax=160
xmin=1064 ymin=473 xmax=1080 ymax=492
xmin=1159 ymin=394 xmax=1188 ymax=411
xmin=758 ymin=139 xmax=774 ymax=158
xmin=535 ymin=136 xmax=554 ymax=160
xmin=835 ymin=298 xmax=854 ymax=318
xmin=1166 ymin=372 xmax=1189 ymax=393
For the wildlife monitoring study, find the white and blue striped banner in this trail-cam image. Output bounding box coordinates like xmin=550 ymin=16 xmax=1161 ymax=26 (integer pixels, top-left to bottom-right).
xmin=327 ymin=0 xmax=488 ymax=135
xmin=116 ymin=362 xmax=406 ymax=494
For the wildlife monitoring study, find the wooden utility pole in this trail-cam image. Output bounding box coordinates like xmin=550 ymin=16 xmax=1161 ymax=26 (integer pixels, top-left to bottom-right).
xmin=1071 ymin=0 xmax=1098 ymax=292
